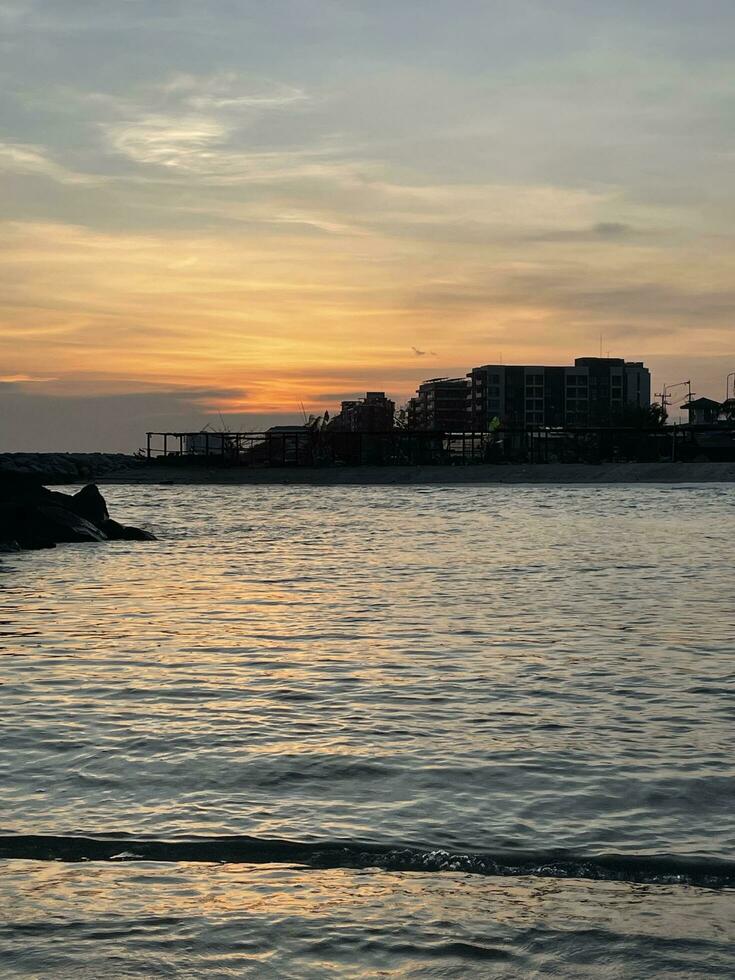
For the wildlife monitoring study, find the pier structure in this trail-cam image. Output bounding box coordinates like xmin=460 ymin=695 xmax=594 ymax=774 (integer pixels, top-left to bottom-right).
xmin=143 ymin=426 xmax=722 ymax=467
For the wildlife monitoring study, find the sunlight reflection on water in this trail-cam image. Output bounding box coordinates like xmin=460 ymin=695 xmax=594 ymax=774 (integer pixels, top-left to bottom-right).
xmin=1 ymin=483 xmax=734 ymax=976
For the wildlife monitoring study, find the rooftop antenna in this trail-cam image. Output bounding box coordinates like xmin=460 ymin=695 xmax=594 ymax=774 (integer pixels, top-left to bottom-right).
xmin=300 ymin=401 xmax=308 ymax=424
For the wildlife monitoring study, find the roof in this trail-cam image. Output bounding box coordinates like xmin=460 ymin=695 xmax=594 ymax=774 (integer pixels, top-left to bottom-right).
xmin=680 ymin=397 xmax=721 ymax=409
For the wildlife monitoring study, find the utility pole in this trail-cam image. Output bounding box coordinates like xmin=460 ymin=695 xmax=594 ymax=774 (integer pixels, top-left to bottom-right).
xmin=656 ymin=380 xmax=693 ymax=425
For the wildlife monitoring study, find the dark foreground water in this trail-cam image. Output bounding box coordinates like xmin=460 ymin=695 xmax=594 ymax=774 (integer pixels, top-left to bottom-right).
xmin=1 ymin=483 xmax=734 ymax=977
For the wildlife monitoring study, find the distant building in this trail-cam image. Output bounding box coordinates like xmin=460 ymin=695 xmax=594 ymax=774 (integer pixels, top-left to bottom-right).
xmin=680 ymin=397 xmax=722 ymax=426
xmin=329 ymin=391 xmax=395 ymax=432
xmin=407 ymin=378 xmax=470 ymax=430
xmin=467 ymin=357 xmax=651 ymax=430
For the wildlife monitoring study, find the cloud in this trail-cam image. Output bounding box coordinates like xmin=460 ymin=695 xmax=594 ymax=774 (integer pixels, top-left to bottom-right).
xmin=0 ymin=383 xmax=282 ymax=452
xmin=0 ymin=141 xmax=104 ymax=185
xmin=312 ymin=391 xmax=367 ymax=402
xmin=523 ymin=222 xmax=638 ymax=243
xmin=97 ymin=71 xmax=326 ymax=182
xmin=159 ymin=71 xmax=309 ymax=111
xmin=2 ymin=3 xmax=735 ymax=449
xmin=106 ymin=115 xmax=229 ymax=170
xmin=0 ymin=372 xmax=55 ymax=383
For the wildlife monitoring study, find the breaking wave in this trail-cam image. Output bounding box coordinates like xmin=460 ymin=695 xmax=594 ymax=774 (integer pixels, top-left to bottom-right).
xmin=2 ymin=834 xmax=734 ymax=889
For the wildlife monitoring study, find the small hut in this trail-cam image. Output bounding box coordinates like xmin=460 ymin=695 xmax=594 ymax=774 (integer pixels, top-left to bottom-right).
xmin=680 ymin=397 xmax=722 ymax=426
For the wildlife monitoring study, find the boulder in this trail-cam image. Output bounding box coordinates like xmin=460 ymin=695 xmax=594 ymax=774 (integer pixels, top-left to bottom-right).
xmin=0 ymin=471 xmax=46 ymax=504
xmin=68 ymin=484 xmax=109 ymax=525
xmin=36 ymin=505 xmax=108 ymax=543
xmin=100 ymin=518 xmax=156 ymax=541
xmin=0 ymin=476 xmax=155 ymax=551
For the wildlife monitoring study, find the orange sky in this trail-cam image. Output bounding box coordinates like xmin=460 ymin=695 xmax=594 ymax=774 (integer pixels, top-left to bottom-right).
xmin=1 ymin=3 xmax=734 ymax=449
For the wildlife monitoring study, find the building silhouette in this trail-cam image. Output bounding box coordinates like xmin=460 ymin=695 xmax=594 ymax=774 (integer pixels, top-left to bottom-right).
xmin=680 ymin=397 xmax=722 ymax=426
xmin=407 ymin=378 xmax=470 ymax=430
xmin=329 ymin=391 xmax=395 ymax=432
xmin=467 ymin=357 xmax=651 ymax=430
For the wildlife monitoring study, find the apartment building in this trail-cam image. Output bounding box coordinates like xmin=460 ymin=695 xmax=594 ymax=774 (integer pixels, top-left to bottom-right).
xmin=467 ymin=358 xmax=651 ymax=429
xmin=330 ymin=391 xmax=395 ymax=432
xmin=407 ymin=378 xmax=470 ymax=430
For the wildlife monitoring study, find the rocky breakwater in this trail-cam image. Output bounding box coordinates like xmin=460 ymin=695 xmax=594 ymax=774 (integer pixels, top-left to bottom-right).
xmin=0 ymin=474 xmax=156 ymax=552
xmin=0 ymin=452 xmax=140 ymax=483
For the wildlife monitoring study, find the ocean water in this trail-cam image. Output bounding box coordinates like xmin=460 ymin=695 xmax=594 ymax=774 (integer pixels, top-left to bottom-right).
xmin=1 ymin=482 xmax=734 ymax=977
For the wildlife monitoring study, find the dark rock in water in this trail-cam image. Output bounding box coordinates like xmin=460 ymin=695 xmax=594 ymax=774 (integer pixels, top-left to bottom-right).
xmin=100 ymin=518 xmax=156 ymax=542
xmin=0 ymin=475 xmax=155 ymax=552
xmin=14 ymin=534 xmax=57 ymax=550
xmin=68 ymin=484 xmax=109 ymax=525
xmin=0 ymin=505 xmax=58 ymax=549
xmin=34 ymin=505 xmax=108 ymax=544
xmin=0 ymin=471 xmax=45 ymax=504
xmin=0 ymin=540 xmax=21 ymax=553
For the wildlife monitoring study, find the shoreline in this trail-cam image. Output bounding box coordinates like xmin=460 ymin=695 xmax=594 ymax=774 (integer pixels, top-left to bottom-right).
xmin=95 ymin=460 xmax=735 ymax=486
xmin=3 ymin=454 xmax=735 ymax=485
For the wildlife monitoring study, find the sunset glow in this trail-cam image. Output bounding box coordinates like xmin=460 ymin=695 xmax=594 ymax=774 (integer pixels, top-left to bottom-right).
xmin=2 ymin=2 xmax=734 ymax=449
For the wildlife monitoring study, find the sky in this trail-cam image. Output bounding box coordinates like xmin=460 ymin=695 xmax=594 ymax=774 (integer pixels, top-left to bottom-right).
xmin=1 ymin=0 xmax=734 ymax=451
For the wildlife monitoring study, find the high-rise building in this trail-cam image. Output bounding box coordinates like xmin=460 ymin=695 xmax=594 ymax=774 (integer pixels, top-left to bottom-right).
xmin=329 ymin=391 xmax=395 ymax=432
xmin=407 ymin=378 xmax=470 ymax=430
xmin=467 ymin=358 xmax=651 ymax=429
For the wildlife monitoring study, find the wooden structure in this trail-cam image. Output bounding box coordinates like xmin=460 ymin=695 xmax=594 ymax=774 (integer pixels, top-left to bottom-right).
xmin=144 ymin=425 xmax=735 ymax=467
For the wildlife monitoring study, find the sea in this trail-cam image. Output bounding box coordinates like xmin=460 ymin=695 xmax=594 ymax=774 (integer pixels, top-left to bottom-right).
xmin=1 ymin=482 xmax=734 ymax=978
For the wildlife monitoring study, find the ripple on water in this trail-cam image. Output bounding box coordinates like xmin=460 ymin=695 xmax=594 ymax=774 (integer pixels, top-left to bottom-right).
xmin=1 ymin=484 xmax=734 ymax=974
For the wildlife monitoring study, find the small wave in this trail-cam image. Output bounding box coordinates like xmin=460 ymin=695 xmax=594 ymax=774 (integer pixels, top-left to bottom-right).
xmin=1 ymin=834 xmax=734 ymax=889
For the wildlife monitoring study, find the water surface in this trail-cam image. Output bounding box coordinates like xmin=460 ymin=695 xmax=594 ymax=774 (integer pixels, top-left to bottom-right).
xmin=2 ymin=484 xmax=734 ymax=976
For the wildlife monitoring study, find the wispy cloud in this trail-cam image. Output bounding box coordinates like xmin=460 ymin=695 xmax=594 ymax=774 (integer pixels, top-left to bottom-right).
xmin=98 ymin=71 xmax=323 ymax=182
xmin=0 ymin=141 xmax=104 ymax=185
xmin=0 ymin=372 xmax=56 ymax=383
xmin=159 ymin=72 xmax=309 ymax=111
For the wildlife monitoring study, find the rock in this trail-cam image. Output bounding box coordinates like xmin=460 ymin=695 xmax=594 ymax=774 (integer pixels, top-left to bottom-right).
xmin=0 ymin=476 xmax=154 ymax=552
xmin=0 ymin=452 xmax=139 ymax=481
xmin=0 ymin=540 xmax=21 ymax=553
xmin=0 ymin=471 xmax=45 ymax=504
xmin=100 ymin=518 xmax=156 ymax=542
xmin=68 ymin=484 xmax=109 ymax=525
xmin=13 ymin=533 xmax=57 ymax=550
xmin=32 ymin=505 xmax=108 ymax=544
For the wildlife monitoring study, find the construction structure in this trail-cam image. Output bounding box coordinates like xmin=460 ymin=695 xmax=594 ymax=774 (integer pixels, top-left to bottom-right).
xmin=144 ymin=422 xmax=735 ymax=467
